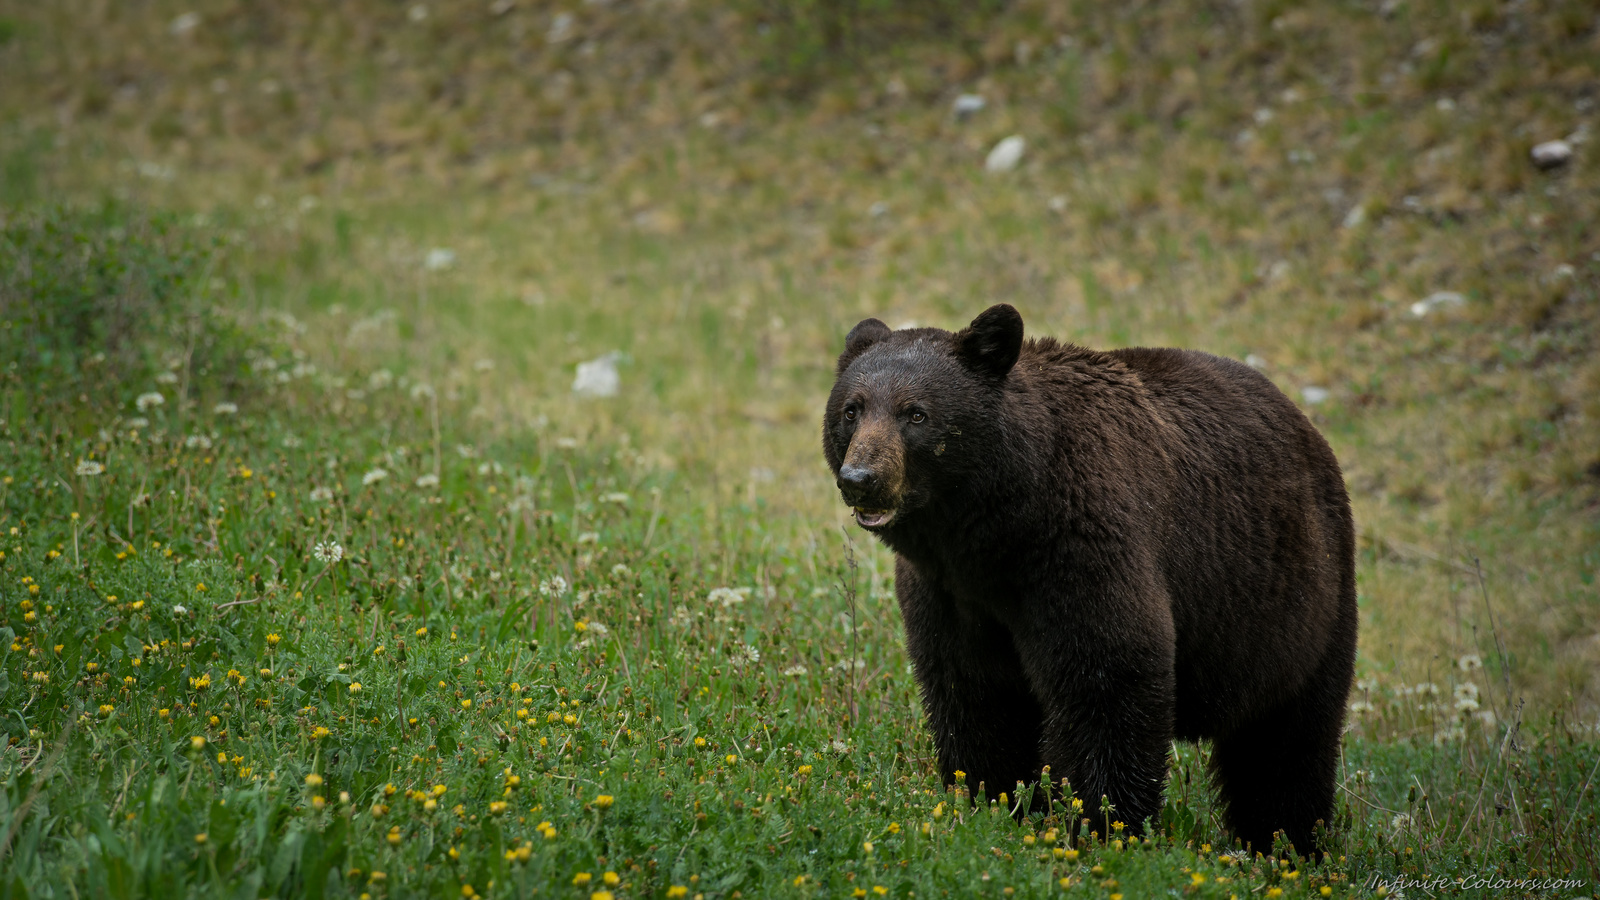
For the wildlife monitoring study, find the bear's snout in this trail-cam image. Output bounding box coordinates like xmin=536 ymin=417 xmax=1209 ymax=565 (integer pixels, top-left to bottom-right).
xmin=835 ymin=464 xmax=879 ymax=505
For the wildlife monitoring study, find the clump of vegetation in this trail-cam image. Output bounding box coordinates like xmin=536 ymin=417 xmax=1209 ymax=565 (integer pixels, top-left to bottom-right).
xmin=2 ymin=206 xmax=1595 ymax=896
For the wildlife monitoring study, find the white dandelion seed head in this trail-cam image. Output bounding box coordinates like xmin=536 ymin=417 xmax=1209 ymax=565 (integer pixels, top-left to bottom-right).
xmin=1391 ymin=813 xmax=1413 ymax=830
xmin=126 ymin=417 xmax=150 ymax=430
xmin=708 ymin=587 xmax=751 ymax=608
xmin=368 ymin=369 xmax=394 ymax=390
xmin=611 ymin=563 xmax=630 ymax=577
xmin=782 ymin=665 xmax=809 ymax=677
xmin=538 ymin=575 xmax=569 ymax=597
xmin=586 ymin=621 xmax=609 ymax=639
xmin=410 ymin=383 xmax=435 ymax=401
xmin=309 ymin=486 xmax=334 ymax=503
xmin=730 ymin=642 xmax=760 ymax=666
xmin=184 ymin=434 xmax=213 ymax=450
xmin=601 ymin=492 xmax=630 ymax=505
xmin=136 ymin=392 xmax=165 ymax=412
xmin=75 ymin=459 xmax=106 ymax=476
xmin=155 ymin=371 xmax=180 ymax=385
xmin=423 ymin=247 xmax=456 ymax=271
xmin=1458 ymin=654 xmax=1483 ymax=671
xmin=415 ymin=473 xmax=440 ymax=489
xmin=362 ymin=468 xmax=388 ymax=486
xmin=313 ymin=540 xmax=345 ymax=564
xmin=213 ymin=402 xmax=238 ymax=415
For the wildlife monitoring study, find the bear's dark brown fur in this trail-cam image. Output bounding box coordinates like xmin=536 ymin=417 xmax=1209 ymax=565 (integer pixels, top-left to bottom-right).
xmin=822 ymin=304 xmax=1357 ymax=854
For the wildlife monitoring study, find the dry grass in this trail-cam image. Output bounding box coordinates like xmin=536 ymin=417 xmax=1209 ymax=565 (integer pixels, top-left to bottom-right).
xmin=2 ymin=0 xmax=1597 ymax=714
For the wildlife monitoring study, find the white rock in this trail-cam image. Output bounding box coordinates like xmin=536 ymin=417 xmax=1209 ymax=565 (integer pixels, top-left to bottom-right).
xmin=1410 ymin=290 xmax=1465 ymax=318
xmin=572 ymin=351 xmax=623 ymax=398
xmin=985 ymin=135 xmax=1026 ymax=173
xmin=547 ymin=11 xmax=575 ymax=43
xmin=1530 ymin=139 xmax=1572 ymax=169
xmin=1342 ymin=204 xmax=1367 ymax=229
xmin=1301 ymin=386 xmax=1330 ymax=405
xmin=953 ymin=94 xmax=986 ymax=118
xmin=169 ymin=12 xmax=200 ymax=35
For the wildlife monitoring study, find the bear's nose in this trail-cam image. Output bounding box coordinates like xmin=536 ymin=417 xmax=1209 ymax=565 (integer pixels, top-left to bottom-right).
xmin=836 ymin=465 xmax=878 ymax=503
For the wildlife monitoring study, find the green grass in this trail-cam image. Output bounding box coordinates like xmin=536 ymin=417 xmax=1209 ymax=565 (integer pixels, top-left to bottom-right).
xmin=1 ymin=0 xmax=1599 ymax=894
xmin=2 ymin=204 xmax=1596 ymax=898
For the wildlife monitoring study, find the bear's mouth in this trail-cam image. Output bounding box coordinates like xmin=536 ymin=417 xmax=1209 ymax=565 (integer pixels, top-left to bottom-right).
xmin=853 ymin=507 xmax=896 ymax=529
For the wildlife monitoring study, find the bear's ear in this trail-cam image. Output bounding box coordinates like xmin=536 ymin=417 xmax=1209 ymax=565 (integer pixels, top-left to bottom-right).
xmin=837 ymin=318 xmax=892 ymax=373
xmin=954 ymin=304 xmax=1024 ymax=378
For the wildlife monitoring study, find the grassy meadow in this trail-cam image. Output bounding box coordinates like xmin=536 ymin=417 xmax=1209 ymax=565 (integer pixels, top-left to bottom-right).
xmin=2 ymin=0 xmax=1598 ymax=895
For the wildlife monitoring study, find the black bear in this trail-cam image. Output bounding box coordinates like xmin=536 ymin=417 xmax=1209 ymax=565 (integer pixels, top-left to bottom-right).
xmin=822 ymin=304 xmax=1357 ymax=855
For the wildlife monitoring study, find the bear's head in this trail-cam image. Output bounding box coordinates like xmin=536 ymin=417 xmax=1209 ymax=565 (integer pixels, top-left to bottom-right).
xmin=822 ymin=304 xmax=1025 ymax=532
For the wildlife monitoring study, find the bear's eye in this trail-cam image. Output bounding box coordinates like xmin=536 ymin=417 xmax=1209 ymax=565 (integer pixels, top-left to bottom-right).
xmin=909 ymin=410 xmax=926 ymax=424
xmin=843 ymin=407 xmax=857 ymax=422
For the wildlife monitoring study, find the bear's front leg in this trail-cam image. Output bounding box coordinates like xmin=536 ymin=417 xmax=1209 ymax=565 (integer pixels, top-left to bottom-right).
xmin=895 ymin=558 xmax=1043 ymax=805
xmin=1009 ymin=580 xmax=1176 ymax=837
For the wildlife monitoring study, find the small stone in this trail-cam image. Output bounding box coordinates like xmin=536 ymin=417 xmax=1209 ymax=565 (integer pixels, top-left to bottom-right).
xmin=169 ymin=12 xmax=200 ymax=35
xmin=868 ymin=201 xmax=889 ymax=218
xmin=1409 ymin=290 xmax=1464 ymax=318
xmin=1342 ymin=205 xmax=1367 ymax=229
xmin=1530 ymin=140 xmax=1572 ymax=170
xmin=1300 ymin=386 xmax=1330 ymax=405
xmin=547 ymin=11 xmax=575 ymax=43
xmin=953 ymin=94 xmax=987 ymax=118
xmin=573 ymin=352 xmax=623 ymax=398
xmin=985 ymin=135 xmax=1026 ymax=173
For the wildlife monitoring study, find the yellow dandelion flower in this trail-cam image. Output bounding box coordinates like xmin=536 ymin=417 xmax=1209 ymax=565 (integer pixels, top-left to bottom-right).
xmin=602 ymin=872 xmax=619 ymax=886
xmin=593 ymin=794 xmax=614 ymax=808
xmin=667 ymin=888 xmax=688 ymax=899
xmin=305 ymin=773 xmax=323 ymax=788
xmin=572 ymin=873 xmax=592 ymax=886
